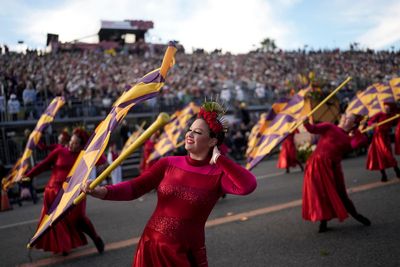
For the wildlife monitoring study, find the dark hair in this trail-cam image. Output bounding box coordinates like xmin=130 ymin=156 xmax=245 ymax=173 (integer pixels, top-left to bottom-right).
xmin=59 ymin=131 xmax=71 ymax=143
xmin=72 ymin=128 xmax=89 ymax=148
xmin=209 ymin=129 xmax=225 ymax=146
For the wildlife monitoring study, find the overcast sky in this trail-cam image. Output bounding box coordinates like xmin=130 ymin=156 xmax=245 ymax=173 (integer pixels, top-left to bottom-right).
xmin=1 ymin=0 xmax=400 ymax=53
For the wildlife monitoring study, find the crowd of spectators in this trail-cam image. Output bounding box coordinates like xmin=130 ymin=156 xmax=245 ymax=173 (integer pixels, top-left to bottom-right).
xmin=0 ymin=43 xmax=399 ymax=122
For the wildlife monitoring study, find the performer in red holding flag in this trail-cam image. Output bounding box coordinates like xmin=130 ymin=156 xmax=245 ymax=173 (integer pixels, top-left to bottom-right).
xmin=277 ymin=129 xmax=304 ymax=173
xmin=302 ymin=114 xmax=371 ymax=233
xmin=83 ymin=101 xmax=257 ymax=267
xmin=366 ymin=103 xmax=400 ymax=182
xmin=25 ymin=128 xmax=104 ymax=255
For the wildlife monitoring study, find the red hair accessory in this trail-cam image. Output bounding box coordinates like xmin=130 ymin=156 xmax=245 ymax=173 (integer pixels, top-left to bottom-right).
xmin=198 ymin=108 xmax=223 ymax=133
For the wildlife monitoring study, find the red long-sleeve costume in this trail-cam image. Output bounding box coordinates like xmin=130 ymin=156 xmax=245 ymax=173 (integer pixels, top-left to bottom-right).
xmin=104 ymin=155 xmax=257 ymax=267
xmin=366 ymin=112 xmax=397 ymax=170
xmin=26 ymin=147 xmax=100 ymax=253
xmin=302 ymin=122 xmax=367 ymax=222
xmin=277 ymin=130 xmax=298 ymax=169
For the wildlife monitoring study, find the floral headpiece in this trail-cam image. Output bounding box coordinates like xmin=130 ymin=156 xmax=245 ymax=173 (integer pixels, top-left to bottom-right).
xmin=198 ymin=101 xmax=228 ymax=134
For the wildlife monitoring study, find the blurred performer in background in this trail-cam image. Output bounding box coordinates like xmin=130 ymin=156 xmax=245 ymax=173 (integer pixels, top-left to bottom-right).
xmin=277 ymin=129 xmax=304 ymax=173
xmin=25 ymin=128 xmax=104 ymax=255
xmin=366 ymin=103 xmax=400 ymax=182
xmin=302 ymin=114 xmax=371 ymax=233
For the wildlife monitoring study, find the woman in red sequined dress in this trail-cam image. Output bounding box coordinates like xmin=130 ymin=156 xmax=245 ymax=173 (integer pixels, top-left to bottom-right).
xmin=26 ymin=129 xmax=104 ymax=255
xmin=277 ymin=129 xmax=303 ymax=173
xmin=83 ymin=102 xmax=257 ymax=267
xmin=302 ymin=114 xmax=371 ymax=233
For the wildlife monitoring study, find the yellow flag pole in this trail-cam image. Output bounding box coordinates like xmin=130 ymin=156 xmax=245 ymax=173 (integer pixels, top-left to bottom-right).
xmin=361 ymin=113 xmax=400 ymax=133
xmin=73 ymin=112 xmax=170 ymax=205
xmin=289 ymin=77 xmax=352 ymax=133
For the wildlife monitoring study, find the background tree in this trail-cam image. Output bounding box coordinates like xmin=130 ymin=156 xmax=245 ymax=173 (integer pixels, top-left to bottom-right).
xmin=260 ymin=38 xmax=277 ymax=52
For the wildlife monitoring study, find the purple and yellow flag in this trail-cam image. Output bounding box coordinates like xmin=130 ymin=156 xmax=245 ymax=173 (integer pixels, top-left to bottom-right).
xmin=346 ymin=85 xmax=381 ymax=117
xmin=28 ymin=43 xmax=177 ymax=247
xmin=389 ymin=77 xmax=400 ymax=101
xmin=2 ymin=97 xmax=65 ymax=190
xmin=245 ymin=97 xmax=289 ymax=158
xmin=346 ymin=78 xmax=400 ymax=117
xmin=246 ymin=88 xmax=310 ymax=170
xmin=147 ymin=102 xmax=199 ymax=162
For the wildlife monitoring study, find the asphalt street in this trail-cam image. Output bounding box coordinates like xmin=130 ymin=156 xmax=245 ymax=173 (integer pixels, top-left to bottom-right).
xmin=1 ymin=154 xmax=399 ymax=267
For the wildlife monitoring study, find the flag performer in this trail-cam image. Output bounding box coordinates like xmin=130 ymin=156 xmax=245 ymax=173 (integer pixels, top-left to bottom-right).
xmin=82 ymin=101 xmax=257 ymax=267
xmin=302 ymin=113 xmax=371 ymax=232
xmin=1 ymin=97 xmax=65 ymax=212
xmin=24 ymin=129 xmax=104 ymax=255
xmin=365 ymin=103 xmax=400 ymax=182
xmin=27 ymin=42 xmax=177 ymax=250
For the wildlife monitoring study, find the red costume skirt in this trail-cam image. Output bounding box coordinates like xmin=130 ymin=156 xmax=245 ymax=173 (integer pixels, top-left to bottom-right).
xmin=133 ymin=227 xmax=207 ymax=267
xmin=366 ymin=133 xmax=397 ymax=170
xmin=302 ymin=154 xmax=349 ymax=222
xmin=34 ymin=186 xmax=87 ymax=253
xmin=277 ymin=139 xmax=297 ymax=169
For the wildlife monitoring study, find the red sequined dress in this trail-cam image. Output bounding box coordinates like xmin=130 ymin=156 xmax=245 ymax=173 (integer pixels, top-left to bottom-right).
xmin=366 ymin=112 xmax=397 ymax=170
xmin=104 ymin=155 xmax=257 ymax=267
xmin=302 ymin=122 xmax=367 ymax=222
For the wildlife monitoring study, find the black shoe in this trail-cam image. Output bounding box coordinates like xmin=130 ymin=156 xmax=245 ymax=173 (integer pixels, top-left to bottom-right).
xmin=62 ymin=251 xmax=69 ymax=256
xmin=94 ymin=237 xmax=104 ymax=254
xmin=381 ymin=176 xmax=388 ymax=182
xmin=354 ymin=214 xmax=371 ymax=226
xmin=318 ymin=221 xmax=328 ymax=233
